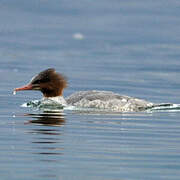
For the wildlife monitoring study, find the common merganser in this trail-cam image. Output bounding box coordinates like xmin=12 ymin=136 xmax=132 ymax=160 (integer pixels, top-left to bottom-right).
xmin=14 ymin=68 xmax=155 ymax=112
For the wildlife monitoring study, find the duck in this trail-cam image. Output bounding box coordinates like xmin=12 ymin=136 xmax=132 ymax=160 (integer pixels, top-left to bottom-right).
xmin=14 ymin=68 xmax=155 ymax=112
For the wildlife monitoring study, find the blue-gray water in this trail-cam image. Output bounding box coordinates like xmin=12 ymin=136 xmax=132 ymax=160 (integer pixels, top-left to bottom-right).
xmin=1 ymin=0 xmax=180 ymax=179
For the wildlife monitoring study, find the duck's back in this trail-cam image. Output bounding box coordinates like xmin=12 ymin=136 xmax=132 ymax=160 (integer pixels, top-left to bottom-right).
xmin=66 ymin=90 xmax=154 ymax=112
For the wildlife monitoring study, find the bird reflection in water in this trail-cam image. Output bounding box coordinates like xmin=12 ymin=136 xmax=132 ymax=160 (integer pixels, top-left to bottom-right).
xmin=24 ymin=111 xmax=65 ymax=126
xmin=24 ymin=111 xmax=65 ymax=162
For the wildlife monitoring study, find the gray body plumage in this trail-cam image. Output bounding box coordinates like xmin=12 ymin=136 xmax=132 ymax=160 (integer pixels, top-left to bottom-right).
xmin=66 ymin=90 xmax=154 ymax=112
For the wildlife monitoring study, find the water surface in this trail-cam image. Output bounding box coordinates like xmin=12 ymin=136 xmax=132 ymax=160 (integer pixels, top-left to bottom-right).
xmin=1 ymin=0 xmax=180 ymax=179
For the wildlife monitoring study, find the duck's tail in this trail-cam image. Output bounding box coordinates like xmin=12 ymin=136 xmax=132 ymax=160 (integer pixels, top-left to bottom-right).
xmin=146 ymin=103 xmax=180 ymax=112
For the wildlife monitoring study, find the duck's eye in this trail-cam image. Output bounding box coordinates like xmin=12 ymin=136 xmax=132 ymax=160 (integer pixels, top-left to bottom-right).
xmin=32 ymin=80 xmax=41 ymax=84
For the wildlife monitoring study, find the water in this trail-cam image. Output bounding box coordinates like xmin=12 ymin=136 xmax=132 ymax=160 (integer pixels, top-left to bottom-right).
xmin=1 ymin=0 xmax=180 ymax=179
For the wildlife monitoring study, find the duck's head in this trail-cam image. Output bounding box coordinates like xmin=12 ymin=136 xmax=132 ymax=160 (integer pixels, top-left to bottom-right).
xmin=14 ymin=68 xmax=67 ymax=97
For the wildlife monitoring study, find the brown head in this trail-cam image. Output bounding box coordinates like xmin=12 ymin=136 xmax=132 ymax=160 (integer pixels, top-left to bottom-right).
xmin=14 ymin=68 xmax=67 ymax=97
